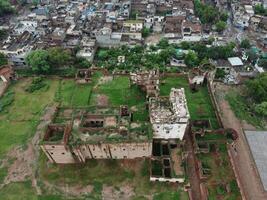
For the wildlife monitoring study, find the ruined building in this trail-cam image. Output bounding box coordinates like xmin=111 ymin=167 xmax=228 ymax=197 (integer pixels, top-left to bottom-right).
xmin=41 ymin=73 xmax=189 ymax=183
xmin=130 ymin=70 xmax=160 ymax=98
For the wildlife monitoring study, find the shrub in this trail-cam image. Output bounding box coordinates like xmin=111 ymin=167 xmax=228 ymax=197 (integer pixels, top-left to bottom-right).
xmin=25 ymin=77 xmax=48 ymax=93
xmin=0 ymin=90 xmax=14 ymax=112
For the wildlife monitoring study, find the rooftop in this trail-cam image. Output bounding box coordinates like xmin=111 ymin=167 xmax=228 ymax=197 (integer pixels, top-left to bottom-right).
xmin=245 ymin=130 xmax=267 ymax=191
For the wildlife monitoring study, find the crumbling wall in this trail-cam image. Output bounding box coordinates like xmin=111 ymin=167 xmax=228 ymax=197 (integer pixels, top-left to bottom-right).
xmin=41 ymin=144 xmax=76 ymax=164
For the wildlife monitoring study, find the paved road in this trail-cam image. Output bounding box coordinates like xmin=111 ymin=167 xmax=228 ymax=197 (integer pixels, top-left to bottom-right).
xmin=215 ymin=84 xmax=267 ymax=200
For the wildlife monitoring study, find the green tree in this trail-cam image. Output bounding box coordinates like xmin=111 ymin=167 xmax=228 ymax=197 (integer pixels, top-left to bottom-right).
xmin=0 ymin=0 xmax=14 ymax=16
xmin=240 ymin=39 xmax=251 ymax=49
xmin=48 ymin=47 xmax=71 ymax=67
xmin=158 ymin=38 xmax=169 ymax=49
xmin=254 ymin=4 xmax=267 ymax=16
xmin=246 ymin=73 xmax=267 ymax=103
xmin=0 ymin=53 xmax=8 ymax=66
xmin=247 ymin=49 xmax=258 ymax=63
xmin=215 ymin=21 xmax=227 ymax=32
xmin=142 ymin=27 xmax=150 ymax=38
xmin=184 ymin=51 xmax=199 ymax=68
xmin=220 ymin=12 xmax=228 ymax=22
xmin=258 ymin=59 xmax=267 ymax=69
xmin=26 ymin=50 xmax=51 ymax=74
xmin=255 ymin=102 xmax=267 ymax=117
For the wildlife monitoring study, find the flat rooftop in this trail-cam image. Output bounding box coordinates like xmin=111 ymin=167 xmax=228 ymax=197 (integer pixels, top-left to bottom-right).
xmin=245 ymin=130 xmax=267 ymax=191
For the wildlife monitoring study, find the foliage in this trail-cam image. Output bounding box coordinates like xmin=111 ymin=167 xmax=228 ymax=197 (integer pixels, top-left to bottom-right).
xmin=184 ymin=51 xmax=199 ymax=67
xmin=0 ymin=52 xmax=8 ymax=66
xmin=142 ymin=27 xmax=151 ymax=38
xmin=240 ymin=39 xmax=251 ymax=49
xmin=194 ymin=0 xmax=228 ymax=26
xmin=258 ymin=59 xmax=267 ymax=69
xmin=215 ymin=68 xmax=226 ymax=79
xmin=215 ymin=21 xmax=227 ymax=32
xmin=0 ymin=91 xmax=14 ymax=112
xmin=0 ymin=0 xmax=14 ymax=17
xmin=245 ymin=72 xmax=267 ymax=103
xmin=246 ymin=48 xmax=259 ymax=63
xmin=0 ymin=29 xmax=7 ymax=40
xmin=74 ymin=57 xmax=91 ymax=69
xmin=26 ymin=50 xmax=51 ymax=74
xmin=25 ymin=77 xmax=47 ymax=93
xmin=254 ymin=4 xmax=267 ymax=16
xmin=158 ymin=38 xmax=169 ymax=49
xmin=47 ymin=47 xmax=72 ymax=67
xmin=255 ymin=102 xmax=267 ymax=117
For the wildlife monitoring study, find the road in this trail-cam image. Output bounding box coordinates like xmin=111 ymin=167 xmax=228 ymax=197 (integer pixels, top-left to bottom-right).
xmin=214 ymin=83 xmax=267 ymax=200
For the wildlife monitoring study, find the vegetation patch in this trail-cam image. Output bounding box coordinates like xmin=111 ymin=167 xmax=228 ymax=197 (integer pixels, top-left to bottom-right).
xmin=0 ymin=90 xmax=14 ymax=112
xmin=25 ymin=77 xmax=48 ymax=93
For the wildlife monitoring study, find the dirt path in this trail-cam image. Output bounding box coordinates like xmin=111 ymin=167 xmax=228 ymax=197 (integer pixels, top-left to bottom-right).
xmin=184 ymin=132 xmax=205 ymax=200
xmin=215 ymin=83 xmax=267 ymax=200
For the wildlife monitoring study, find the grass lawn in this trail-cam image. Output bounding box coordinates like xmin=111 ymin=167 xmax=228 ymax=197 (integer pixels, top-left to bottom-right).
xmin=0 ymin=78 xmax=58 ymax=158
xmin=160 ymin=76 xmax=219 ymax=129
xmin=91 ymin=76 xmax=149 ymax=123
xmin=71 ymin=84 xmax=92 ymax=107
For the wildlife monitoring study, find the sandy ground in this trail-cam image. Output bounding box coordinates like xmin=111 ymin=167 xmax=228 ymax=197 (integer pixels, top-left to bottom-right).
xmin=215 ymin=83 xmax=267 ymax=200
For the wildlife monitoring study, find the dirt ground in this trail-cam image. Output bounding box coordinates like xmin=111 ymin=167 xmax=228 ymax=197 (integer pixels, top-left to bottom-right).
xmin=184 ymin=132 xmax=205 ymax=200
xmin=0 ymin=105 xmax=58 ymax=194
xmin=214 ymin=83 xmax=267 ymax=200
xmin=97 ymin=94 xmax=109 ymax=106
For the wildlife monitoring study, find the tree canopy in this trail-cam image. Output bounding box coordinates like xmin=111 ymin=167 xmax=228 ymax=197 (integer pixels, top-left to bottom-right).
xmin=240 ymin=39 xmax=251 ymax=49
xmin=246 ymin=72 xmax=267 ymax=103
xmin=0 ymin=0 xmax=14 ymax=16
xmin=26 ymin=50 xmax=51 ymax=74
xmin=0 ymin=53 xmax=8 ymax=66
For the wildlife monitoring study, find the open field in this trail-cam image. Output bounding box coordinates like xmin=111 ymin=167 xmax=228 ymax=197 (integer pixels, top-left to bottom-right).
xmin=0 ymin=78 xmax=58 ymax=158
xmin=160 ymin=76 xmax=219 ymax=129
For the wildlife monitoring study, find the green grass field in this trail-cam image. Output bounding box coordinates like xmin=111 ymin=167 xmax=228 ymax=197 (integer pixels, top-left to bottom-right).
xmin=0 ymin=78 xmax=58 ymax=157
xmin=160 ymin=76 xmax=219 ymax=129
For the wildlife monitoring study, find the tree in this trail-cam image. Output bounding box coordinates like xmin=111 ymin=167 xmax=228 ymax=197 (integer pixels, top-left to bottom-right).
xmin=0 ymin=0 xmax=14 ymax=16
xmin=158 ymin=38 xmax=169 ymax=49
xmin=97 ymin=50 xmax=109 ymax=60
xmin=142 ymin=27 xmax=150 ymax=38
xmin=254 ymin=4 xmax=267 ymax=16
xmin=47 ymin=47 xmax=71 ymax=67
xmin=247 ymin=49 xmax=258 ymax=63
xmin=0 ymin=52 xmax=8 ymax=66
xmin=184 ymin=51 xmax=199 ymax=68
xmin=26 ymin=50 xmax=51 ymax=74
xmin=220 ymin=12 xmax=228 ymax=22
xmin=215 ymin=21 xmax=227 ymax=32
xmin=255 ymin=102 xmax=267 ymax=117
xmin=258 ymin=59 xmax=267 ymax=69
xmin=240 ymin=39 xmax=251 ymax=49
xmin=246 ymin=72 xmax=267 ymax=103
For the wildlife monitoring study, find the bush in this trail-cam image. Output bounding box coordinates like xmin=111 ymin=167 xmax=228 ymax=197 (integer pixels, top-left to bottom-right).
xmin=0 ymin=90 xmax=14 ymax=112
xmin=25 ymin=77 xmax=48 ymax=93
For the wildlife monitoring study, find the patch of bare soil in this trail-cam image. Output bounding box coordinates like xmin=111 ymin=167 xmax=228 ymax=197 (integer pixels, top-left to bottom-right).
xmin=97 ymin=94 xmax=109 ymax=106
xmin=130 ymin=106 xmax=138 ymax=112
xmin=102 ymin=185 xmax=135 ymax=200
xmin=0 ymin=105 xmax=58 ymax=195
xmin=99 ymin=76 xmax=113 ymax=85
xmin=130 ymin=123 xmax=141 ymax=129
